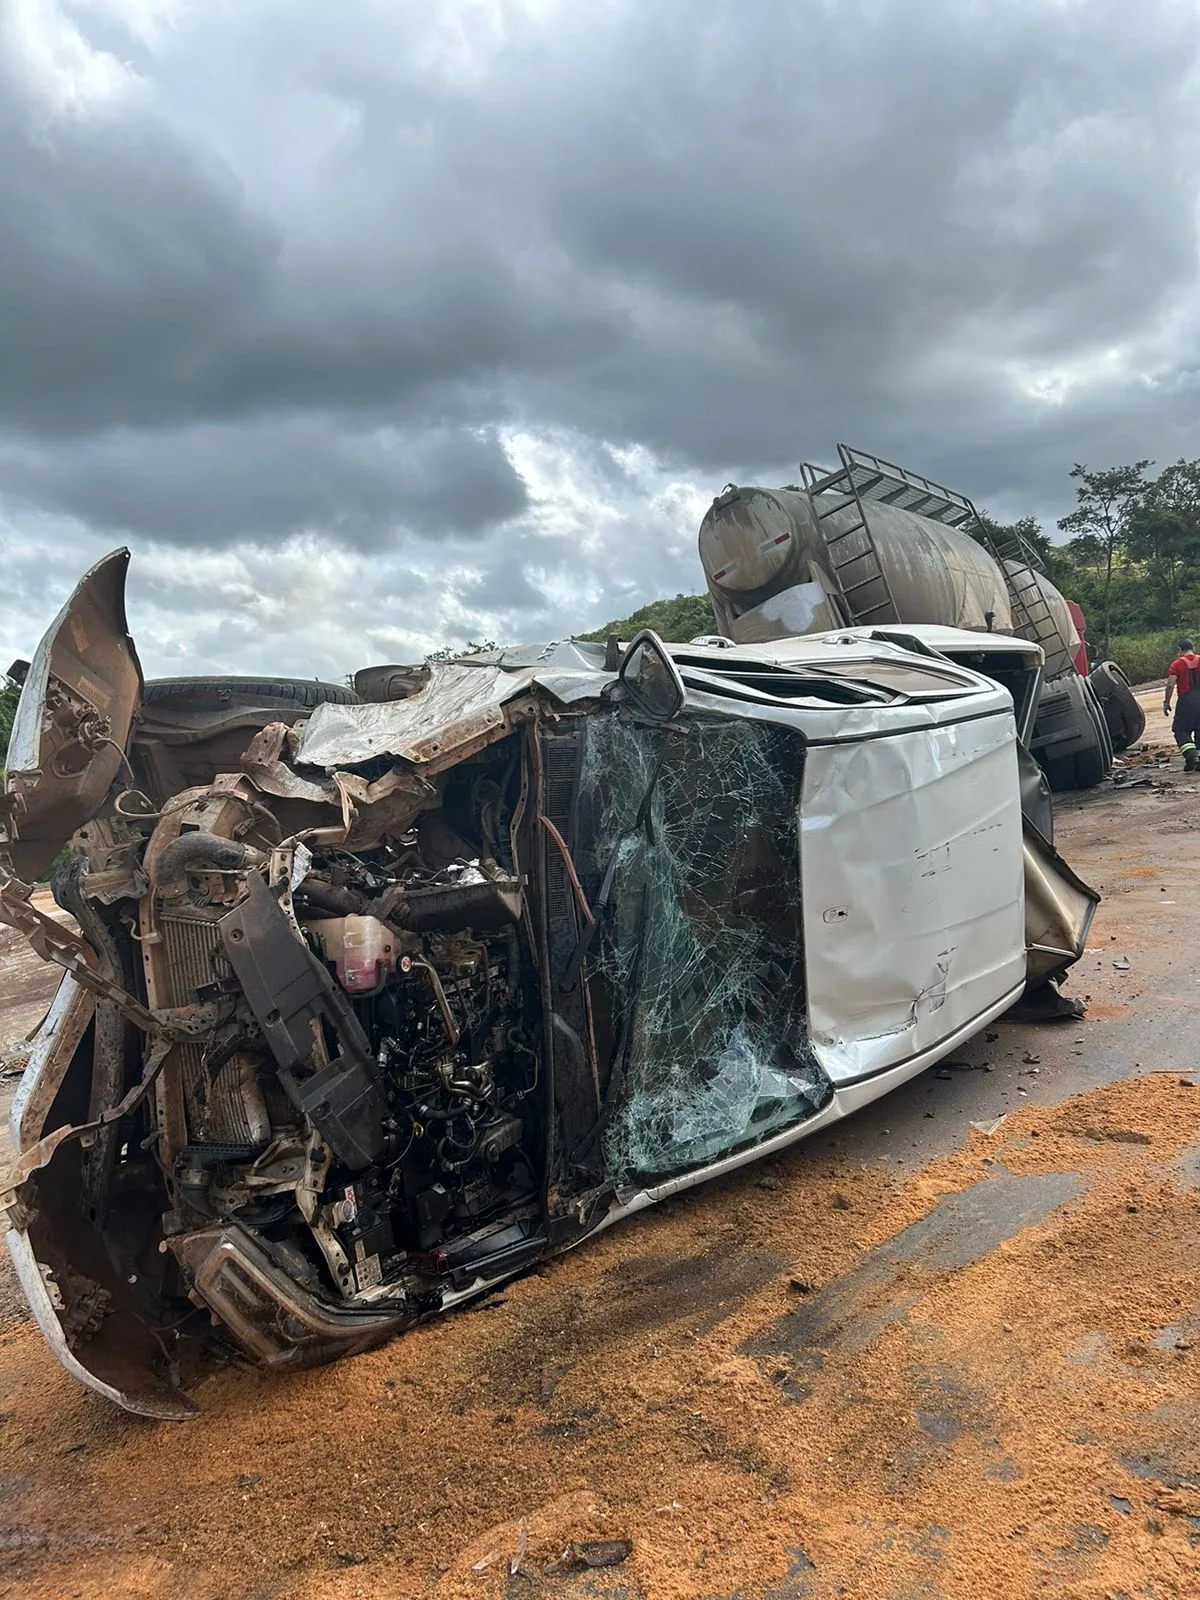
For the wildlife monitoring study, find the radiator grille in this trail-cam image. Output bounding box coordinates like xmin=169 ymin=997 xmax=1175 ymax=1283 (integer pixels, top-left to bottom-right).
xmin=158 ymin=908 xmax=264 ymax=1149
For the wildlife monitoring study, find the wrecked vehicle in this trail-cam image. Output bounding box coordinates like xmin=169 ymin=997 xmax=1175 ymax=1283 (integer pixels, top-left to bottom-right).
xmin=0 ymin=551 xmax=1096 ymax=1417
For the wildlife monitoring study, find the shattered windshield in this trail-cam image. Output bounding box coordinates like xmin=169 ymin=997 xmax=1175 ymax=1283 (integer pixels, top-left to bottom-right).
xmin=582 ymin=715 xmax=831 ymax=1179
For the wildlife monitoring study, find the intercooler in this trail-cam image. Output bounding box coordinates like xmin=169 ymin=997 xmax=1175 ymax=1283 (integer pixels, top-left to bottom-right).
xmin=157 ymin=906 xmax=278 ymax=1150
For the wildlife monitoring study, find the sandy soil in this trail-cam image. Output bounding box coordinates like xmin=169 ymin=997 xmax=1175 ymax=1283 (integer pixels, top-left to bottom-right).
xmin=0 ymin=689 xmax=1197 ymax=1600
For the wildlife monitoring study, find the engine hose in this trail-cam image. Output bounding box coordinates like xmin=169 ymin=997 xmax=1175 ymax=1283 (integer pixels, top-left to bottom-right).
xmin=154 ymin=833 xmax=265 ymax=901
xmin=293 ymin=878 xmax=367 ymax=916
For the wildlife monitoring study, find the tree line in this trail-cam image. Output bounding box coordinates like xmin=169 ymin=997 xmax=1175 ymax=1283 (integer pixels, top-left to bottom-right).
xmin=978 ymin=457 xmax=1200 ymax=658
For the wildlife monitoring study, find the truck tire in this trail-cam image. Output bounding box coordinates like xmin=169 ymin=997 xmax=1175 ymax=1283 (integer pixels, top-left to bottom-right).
xmin=1072 ymin=746 xmax=1108 ymax=788
xmin=143 ymin=676 xmax=358 ymax=708
xmin=1087 ymin=661 xmax=1146 ymax=753
xmin=1042 ymin=753 xmax=1077 ymax=793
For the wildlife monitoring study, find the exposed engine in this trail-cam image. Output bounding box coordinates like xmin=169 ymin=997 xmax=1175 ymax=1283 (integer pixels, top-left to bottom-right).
xmin=149 ymin=742 xmax=545 ymax=1315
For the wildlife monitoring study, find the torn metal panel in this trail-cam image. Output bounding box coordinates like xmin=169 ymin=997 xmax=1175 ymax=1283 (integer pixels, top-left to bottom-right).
xmin=241 ymin=722 xmax=341 ymax=805
xmin=801 ymin=711 xmax=1027 ymax=1083
xmin=5 ymin=1230 xmax=197 ymax=1420
xmin=10 ymin=973 xmax=94 ymax=1153
xmin=294 ymin=663 xmax=522 ymax=768
xmin=332 ymin=767 xmax=436 ymax=841
xmin=1 ymin=549 xmax=143 ymax=879
xmin=1022 ymin=821 xmax=1100 ymax=985
xmin=295 ymin=656 xmax=615 ymax=773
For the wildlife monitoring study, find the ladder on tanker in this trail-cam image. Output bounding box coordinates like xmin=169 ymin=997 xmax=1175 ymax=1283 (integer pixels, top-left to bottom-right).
xmin=976 ymin=524 xmax=1076 ymax=680
xmin=800 ymin=444 xmax=1072 ymax=672
xmin=798 ymin=446 xmax=903 ymax=626
xmin=799 ymin=443 xmax=988 ymax=628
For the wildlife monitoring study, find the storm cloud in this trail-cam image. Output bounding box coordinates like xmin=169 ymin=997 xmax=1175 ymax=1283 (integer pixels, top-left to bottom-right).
xmin=1 ymin=0 xmax=1198 ymax=677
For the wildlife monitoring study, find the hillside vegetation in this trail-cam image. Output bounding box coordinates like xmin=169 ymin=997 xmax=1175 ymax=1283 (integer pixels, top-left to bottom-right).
xmin=576 ymin=592 xmax=715 ymax=643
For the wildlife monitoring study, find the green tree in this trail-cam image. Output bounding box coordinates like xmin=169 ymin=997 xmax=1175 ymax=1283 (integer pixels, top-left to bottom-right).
xmin=972 ymin=511 xmax=1056 ymax=569
xmin=0 ymin=676 xmax=19 ymax=771
xmin=425 ymin=639 xmax=498 ymax=663
xmin=1126 ymin=458 xmax=1200 ymax=630
xmin=1057 ymin=461 xmax=1153 ymax=653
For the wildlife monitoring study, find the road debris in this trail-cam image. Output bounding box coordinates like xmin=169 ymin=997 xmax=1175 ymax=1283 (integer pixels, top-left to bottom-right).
xmin=969 ymin=1114 xmax=1009 ymax=1136
xmin=0 ymin=1044 xmax=28 ymax=1079
xmin=546 ymin=1538 xmax=633 ymax=1573
xmin=509 ymin=1517 xmax=529 ymax=1577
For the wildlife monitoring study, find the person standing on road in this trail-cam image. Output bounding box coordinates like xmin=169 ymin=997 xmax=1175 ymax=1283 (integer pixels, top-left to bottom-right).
xmin=1164 ymin=637 xmax=1200 ymax=770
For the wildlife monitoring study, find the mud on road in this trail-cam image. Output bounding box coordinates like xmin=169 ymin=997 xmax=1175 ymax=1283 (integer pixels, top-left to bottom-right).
xmin=0 ymin=695 xmax=1197 ymax=1600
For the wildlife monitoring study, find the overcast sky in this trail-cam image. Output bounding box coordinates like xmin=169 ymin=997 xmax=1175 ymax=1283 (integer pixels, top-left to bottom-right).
xmin=1 ymin=0 xmax=1198 ymax=681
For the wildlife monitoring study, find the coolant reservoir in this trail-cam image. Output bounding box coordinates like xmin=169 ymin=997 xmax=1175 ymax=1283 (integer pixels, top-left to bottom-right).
xmin=307 ymin=915 xmax=396 ymax=994
xmin=340 ymin=916 xmax=395 ymax=994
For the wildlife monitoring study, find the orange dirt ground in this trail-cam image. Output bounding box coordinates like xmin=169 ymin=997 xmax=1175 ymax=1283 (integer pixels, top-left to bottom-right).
xmin=0 ymin=688 xmax=1196 ymax=1600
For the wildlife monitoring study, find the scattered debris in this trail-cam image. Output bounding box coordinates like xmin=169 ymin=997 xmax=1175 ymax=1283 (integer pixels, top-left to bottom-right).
xmin=1113 ymin=959 xmax=1132 ymax=971
xmin=1067 ymin=1126 xmax=1152 ymax=1146
xmin=547 ymin=1538 xmax=633 ymax=1573
xmin=0 ymin=1044 xmax=28 ymax=1079
xmin=969 ymin=1115 xmax=1008 ymax=1136
xmin=510 ymin=1517 xmax=529 ymax=1577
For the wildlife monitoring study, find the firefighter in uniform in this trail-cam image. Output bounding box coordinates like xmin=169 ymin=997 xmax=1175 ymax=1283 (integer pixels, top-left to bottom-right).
xmin=1164 ymin=637 xmax=1200 ymax=770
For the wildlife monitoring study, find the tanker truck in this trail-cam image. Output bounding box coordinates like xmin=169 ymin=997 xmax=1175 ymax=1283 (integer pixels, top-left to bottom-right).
xmin=696 ymin=444 xmax=1117 ymax=791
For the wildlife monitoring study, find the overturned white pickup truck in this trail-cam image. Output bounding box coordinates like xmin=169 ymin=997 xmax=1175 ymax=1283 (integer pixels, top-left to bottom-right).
xmin=0 ymin=552 xmax=1096 ymax=1417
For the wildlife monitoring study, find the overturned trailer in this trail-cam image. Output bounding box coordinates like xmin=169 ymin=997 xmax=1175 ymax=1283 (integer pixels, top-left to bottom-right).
xmin=697 ymin=445 xmax=1133 ymax=790
xmin=0 ymin=552 xmax=1095 ymax=1416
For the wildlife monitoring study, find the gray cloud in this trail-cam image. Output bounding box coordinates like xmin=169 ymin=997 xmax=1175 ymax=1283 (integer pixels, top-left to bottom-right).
xmin=0 ymin=422 xmax=527 ymax=548
xmin=1 ymin=0 xmax=1198 ymax=675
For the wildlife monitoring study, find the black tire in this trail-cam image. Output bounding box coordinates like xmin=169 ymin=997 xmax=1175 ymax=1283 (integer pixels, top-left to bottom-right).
xmin=143 ymin=676 xmax=358 ymax=708
xmin=1043 ymin=753 xmax=1077 ymax=793
xmin=1072 ymin=745 xmax=1107 ymax=788
xmin=1088 ymin=661 xmax=1146 ymax=752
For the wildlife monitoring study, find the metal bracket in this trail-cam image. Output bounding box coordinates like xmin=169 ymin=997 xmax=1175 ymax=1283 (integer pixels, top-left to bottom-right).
xmin=0 ymin=873 xmax=219 ymax=1042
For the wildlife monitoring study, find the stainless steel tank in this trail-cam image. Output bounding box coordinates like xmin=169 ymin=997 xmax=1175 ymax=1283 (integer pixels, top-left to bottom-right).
xmin=699 ymin=485 xmax=1012 ymax=643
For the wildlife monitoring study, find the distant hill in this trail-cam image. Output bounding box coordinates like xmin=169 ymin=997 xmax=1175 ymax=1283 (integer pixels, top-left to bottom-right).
xmin=577 ymin=592 xmax=716 ymax=643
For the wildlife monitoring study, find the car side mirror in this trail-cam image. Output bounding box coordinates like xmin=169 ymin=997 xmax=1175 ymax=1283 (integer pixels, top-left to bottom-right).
xmin=618 ymin=630 xmax=685 ymax=723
